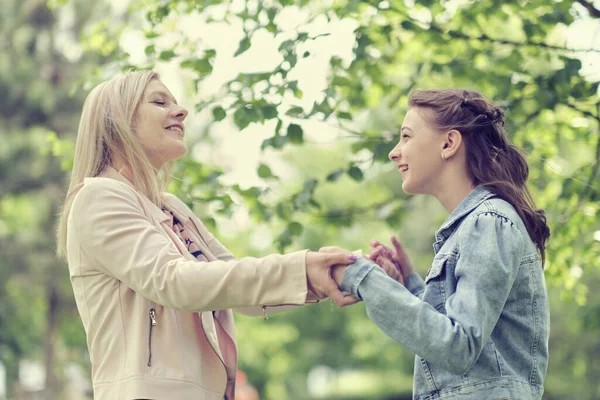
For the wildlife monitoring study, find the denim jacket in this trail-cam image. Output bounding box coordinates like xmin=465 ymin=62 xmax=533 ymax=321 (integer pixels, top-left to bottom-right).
xmin=341 ymin=187 xmax=550 ymax=400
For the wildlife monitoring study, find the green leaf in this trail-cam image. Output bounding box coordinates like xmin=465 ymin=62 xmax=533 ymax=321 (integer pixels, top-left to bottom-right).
xmin=212 ymin=106 xmax=226 ymax=122
xmin=233 ymin=106 xmax=259 ymax=130
xmin=276 ymin=230 xmax=293 ymax=252
xmin=287 ymin=124 xmax=304 ymax=144
xmin=261 ymin=134 xmax=288 ymax=150
xmin=288 ymin=221 xmax=303 ymax=235
xmin=278 ymin=39 xmax=294 ymax=52
xmin=285 ymin=106 xmax=304 ymax=117
xmin=257 ymin=163 xmax=274 ymax=178
xmin=234 ymin=37 xmax=251 ymax=57
xmin=272 ymin=134 xmax=287 ymax=148
xmin=347 ymin=165 xmax=363 ymax=181
xmin=261 ymin=105 xmax=278 ymax=120
xmin=401 ymin=20 xmax=416 ymax=30
xmin=275 ymin=203 xmax=292 ymax=219
xmin=336 ymin=111 xmax=352 ymax=120
xmin=326 ymin=169 xmax=345 ymax=182
xmin=159 ymin=50 xmax=176 ymax=61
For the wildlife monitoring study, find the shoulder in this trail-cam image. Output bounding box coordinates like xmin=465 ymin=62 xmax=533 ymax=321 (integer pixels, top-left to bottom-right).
xmin=458 ymin=198 xmax=526 ymax=249
xmin=470 ymin=197 xmax=523 ymax=228
xmin=71 ymin=177 xmax=142 ymax=218
xmin=79 ymin=176 xmax=137 ymax=197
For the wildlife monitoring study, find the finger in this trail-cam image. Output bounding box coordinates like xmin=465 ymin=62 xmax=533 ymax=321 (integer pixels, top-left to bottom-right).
xmin=325 ymin=278 xmax=347 ymax=306
xmin=325 ymin=251 xmax=358 ymax=266
xmin=376 ymin=256 xmax=394 ymax=277
xmin=391 ymin=235 xmax=406 ymax=256
xmin=378 ymin=256 xmax=400 ymax=282
xmin=370 ymin=246 xmax=386 ymax=260
xmin=319 ymin=246 xmax=344 ymax=253
xmin=329 ymin=286 xmax=359 ymax=307
xmin=370 ymin=239 xmax=382 ymax=249
xmin=337 ymin=294 xmax=360 ymax=307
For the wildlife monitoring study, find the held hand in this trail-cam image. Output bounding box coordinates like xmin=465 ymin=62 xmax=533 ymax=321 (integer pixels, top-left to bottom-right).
xmin=305 ymin=250 xmax=359 ymax=307
xmin=374 ymin=254 xmax=403 ymax=284
xmin=369 ymin=235 xmax=414 ymax=282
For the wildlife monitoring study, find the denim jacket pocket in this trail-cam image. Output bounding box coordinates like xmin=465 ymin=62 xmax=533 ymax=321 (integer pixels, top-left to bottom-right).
xmin=425 ymin=257 xmax=446 ymax=284
xmin=423 ymin=257 xmax=448 ymax=313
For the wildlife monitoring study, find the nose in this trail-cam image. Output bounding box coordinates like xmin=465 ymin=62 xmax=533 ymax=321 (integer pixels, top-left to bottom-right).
xmin=172 ymin=104 xmax=188 ymax=121
xmin=389 ymin=142 xmax=401 ymax=162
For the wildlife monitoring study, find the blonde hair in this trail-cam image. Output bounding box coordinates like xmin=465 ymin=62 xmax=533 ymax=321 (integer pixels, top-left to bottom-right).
xmin=57 ymin=70 xmax=170 ymax=258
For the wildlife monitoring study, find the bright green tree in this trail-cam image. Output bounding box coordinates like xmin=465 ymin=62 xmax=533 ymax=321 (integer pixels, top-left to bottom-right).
xmin=6 ymin=0 xmax=596 ymax=398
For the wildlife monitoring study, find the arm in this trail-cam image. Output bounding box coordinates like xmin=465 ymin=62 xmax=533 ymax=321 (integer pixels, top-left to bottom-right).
xmin=165 ymin=194 xmax=320 ymax=316
xmin=403 ymin=273 xmax=425 ymax=298
xmin=340 ymin=213 xmax=524 ymax=374
xmin=71 ymin=179 xmax=309 ymax=313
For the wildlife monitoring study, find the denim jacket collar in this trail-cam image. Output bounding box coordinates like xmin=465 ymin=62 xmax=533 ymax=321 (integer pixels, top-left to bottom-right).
xmin=433 ymin=186 xmax=496 ymax=252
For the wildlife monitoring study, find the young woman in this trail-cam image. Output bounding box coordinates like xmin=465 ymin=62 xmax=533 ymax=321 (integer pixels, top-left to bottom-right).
xmin=56 ymin=70 xmax=360 ymax=400
xmin=326 ymin=89 xmax=550 ymax=399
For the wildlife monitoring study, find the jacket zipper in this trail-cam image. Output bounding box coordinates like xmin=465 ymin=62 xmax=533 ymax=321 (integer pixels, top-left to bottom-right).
xmin=147 ymin=308 xmax=157 ymax=367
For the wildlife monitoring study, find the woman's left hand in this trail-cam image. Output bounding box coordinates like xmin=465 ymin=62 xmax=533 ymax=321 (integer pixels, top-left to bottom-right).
xmin=318 ymin=246 xmax=355 ymax=288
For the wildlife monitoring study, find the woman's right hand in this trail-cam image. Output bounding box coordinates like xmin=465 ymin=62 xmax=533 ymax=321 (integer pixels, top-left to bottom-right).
xmin=369 ymin=235 xmax=415 ymax=283
xmin=305 ymin=250 xmax=359 ymax=307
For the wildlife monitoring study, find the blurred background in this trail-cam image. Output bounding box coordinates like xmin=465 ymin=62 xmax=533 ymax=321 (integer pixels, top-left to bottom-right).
xmin=1 ymin=0 xmax=599 ymax=399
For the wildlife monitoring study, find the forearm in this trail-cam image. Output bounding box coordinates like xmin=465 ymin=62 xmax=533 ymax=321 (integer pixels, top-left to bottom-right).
xmin=404 ymin=273 xmax=425 ymax=298
xmin=342 ymin=260 xmax=487 ymax=374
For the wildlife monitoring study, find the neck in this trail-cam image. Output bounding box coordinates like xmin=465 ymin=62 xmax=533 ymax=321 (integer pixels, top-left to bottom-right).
xmin=110 ymin=160 xmax=135 ymax=183
xmin=431 ymin=163 xmax=475 ymax=213
xmin=435 ymin=179 xmax=475 ymax=213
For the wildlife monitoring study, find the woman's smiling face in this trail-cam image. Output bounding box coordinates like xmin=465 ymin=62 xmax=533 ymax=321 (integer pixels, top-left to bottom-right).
xmin=135 ymin=79 xmax=189 ymax=168
xmin=388 ymin=107 xmax=447 ymax=195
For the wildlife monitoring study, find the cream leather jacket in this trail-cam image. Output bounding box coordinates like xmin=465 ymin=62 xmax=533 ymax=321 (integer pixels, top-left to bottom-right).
xmin=66 ymin=168 xmax=309 ymax=399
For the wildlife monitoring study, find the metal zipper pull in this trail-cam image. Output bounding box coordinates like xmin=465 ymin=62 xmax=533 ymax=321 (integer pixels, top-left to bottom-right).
xmin=148 ymin=308 xmax=157 ymax=367
xmin=150 ymin=308 xmax=158 ymax=326
xmin=262 ymin=306 xmax=268 ymax=320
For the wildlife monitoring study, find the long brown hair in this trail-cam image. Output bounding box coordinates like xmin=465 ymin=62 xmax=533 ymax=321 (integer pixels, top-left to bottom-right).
xmin=409 ymin=89 xmax=550 ymax=267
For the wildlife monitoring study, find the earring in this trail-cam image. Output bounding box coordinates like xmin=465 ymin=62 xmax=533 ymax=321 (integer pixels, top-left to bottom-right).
xmin=441 ymin=153 xmax=446 ymax=160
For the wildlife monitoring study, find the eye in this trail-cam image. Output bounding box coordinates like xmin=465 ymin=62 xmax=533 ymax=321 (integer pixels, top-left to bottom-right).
xmin=401 ymin=133 xmax=410 ymax=140
xmin=153 ymin=100 xmax=166 ymax=106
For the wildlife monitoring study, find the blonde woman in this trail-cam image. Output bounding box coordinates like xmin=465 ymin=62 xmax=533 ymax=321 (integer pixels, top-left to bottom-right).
xmin=57 ymin=70 xmax=359 ymax=400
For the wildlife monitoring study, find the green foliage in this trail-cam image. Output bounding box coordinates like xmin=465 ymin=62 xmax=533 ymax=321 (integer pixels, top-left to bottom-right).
xmin=3 ymin=0 xmax=600 ymax=398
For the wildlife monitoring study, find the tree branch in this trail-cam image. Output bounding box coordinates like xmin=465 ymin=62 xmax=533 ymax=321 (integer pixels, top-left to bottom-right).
xmin=576 ymin=0 xmax=600 ymax=18
xmin=581 ymin=135 xmax=600 ymax=199
xmin=565 ymin=102 xmax=600 ymax=123
xmin=313 ymin=198 xmax=404 ymax=220
xmin=433 ymin=24 xmax=600 ymax=54
xmin=387 ymin=6 xmax=600 ymax=53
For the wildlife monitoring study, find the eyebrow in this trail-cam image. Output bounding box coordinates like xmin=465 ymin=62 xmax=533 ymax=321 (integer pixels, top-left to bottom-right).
xmin=401 ymin=126 xmax=412 ymax=132
xmin=148 ymin=90 xmax=178 ymax=105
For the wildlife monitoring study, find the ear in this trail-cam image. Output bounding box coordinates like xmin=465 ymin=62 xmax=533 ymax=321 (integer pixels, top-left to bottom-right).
xmin=441 ymin=129 xmax=463 ymax=160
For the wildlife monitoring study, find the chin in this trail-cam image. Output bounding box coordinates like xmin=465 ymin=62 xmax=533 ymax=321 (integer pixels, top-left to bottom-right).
xmin=172 ymin=143 xmax=188 ymax=160
xmin=159 ymin=143 xmax=188 ymax=164
xmin=401 ymin=180 xmax=414 ymax=195
xmin=401 ymin=180 xmax=425 ymax=195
